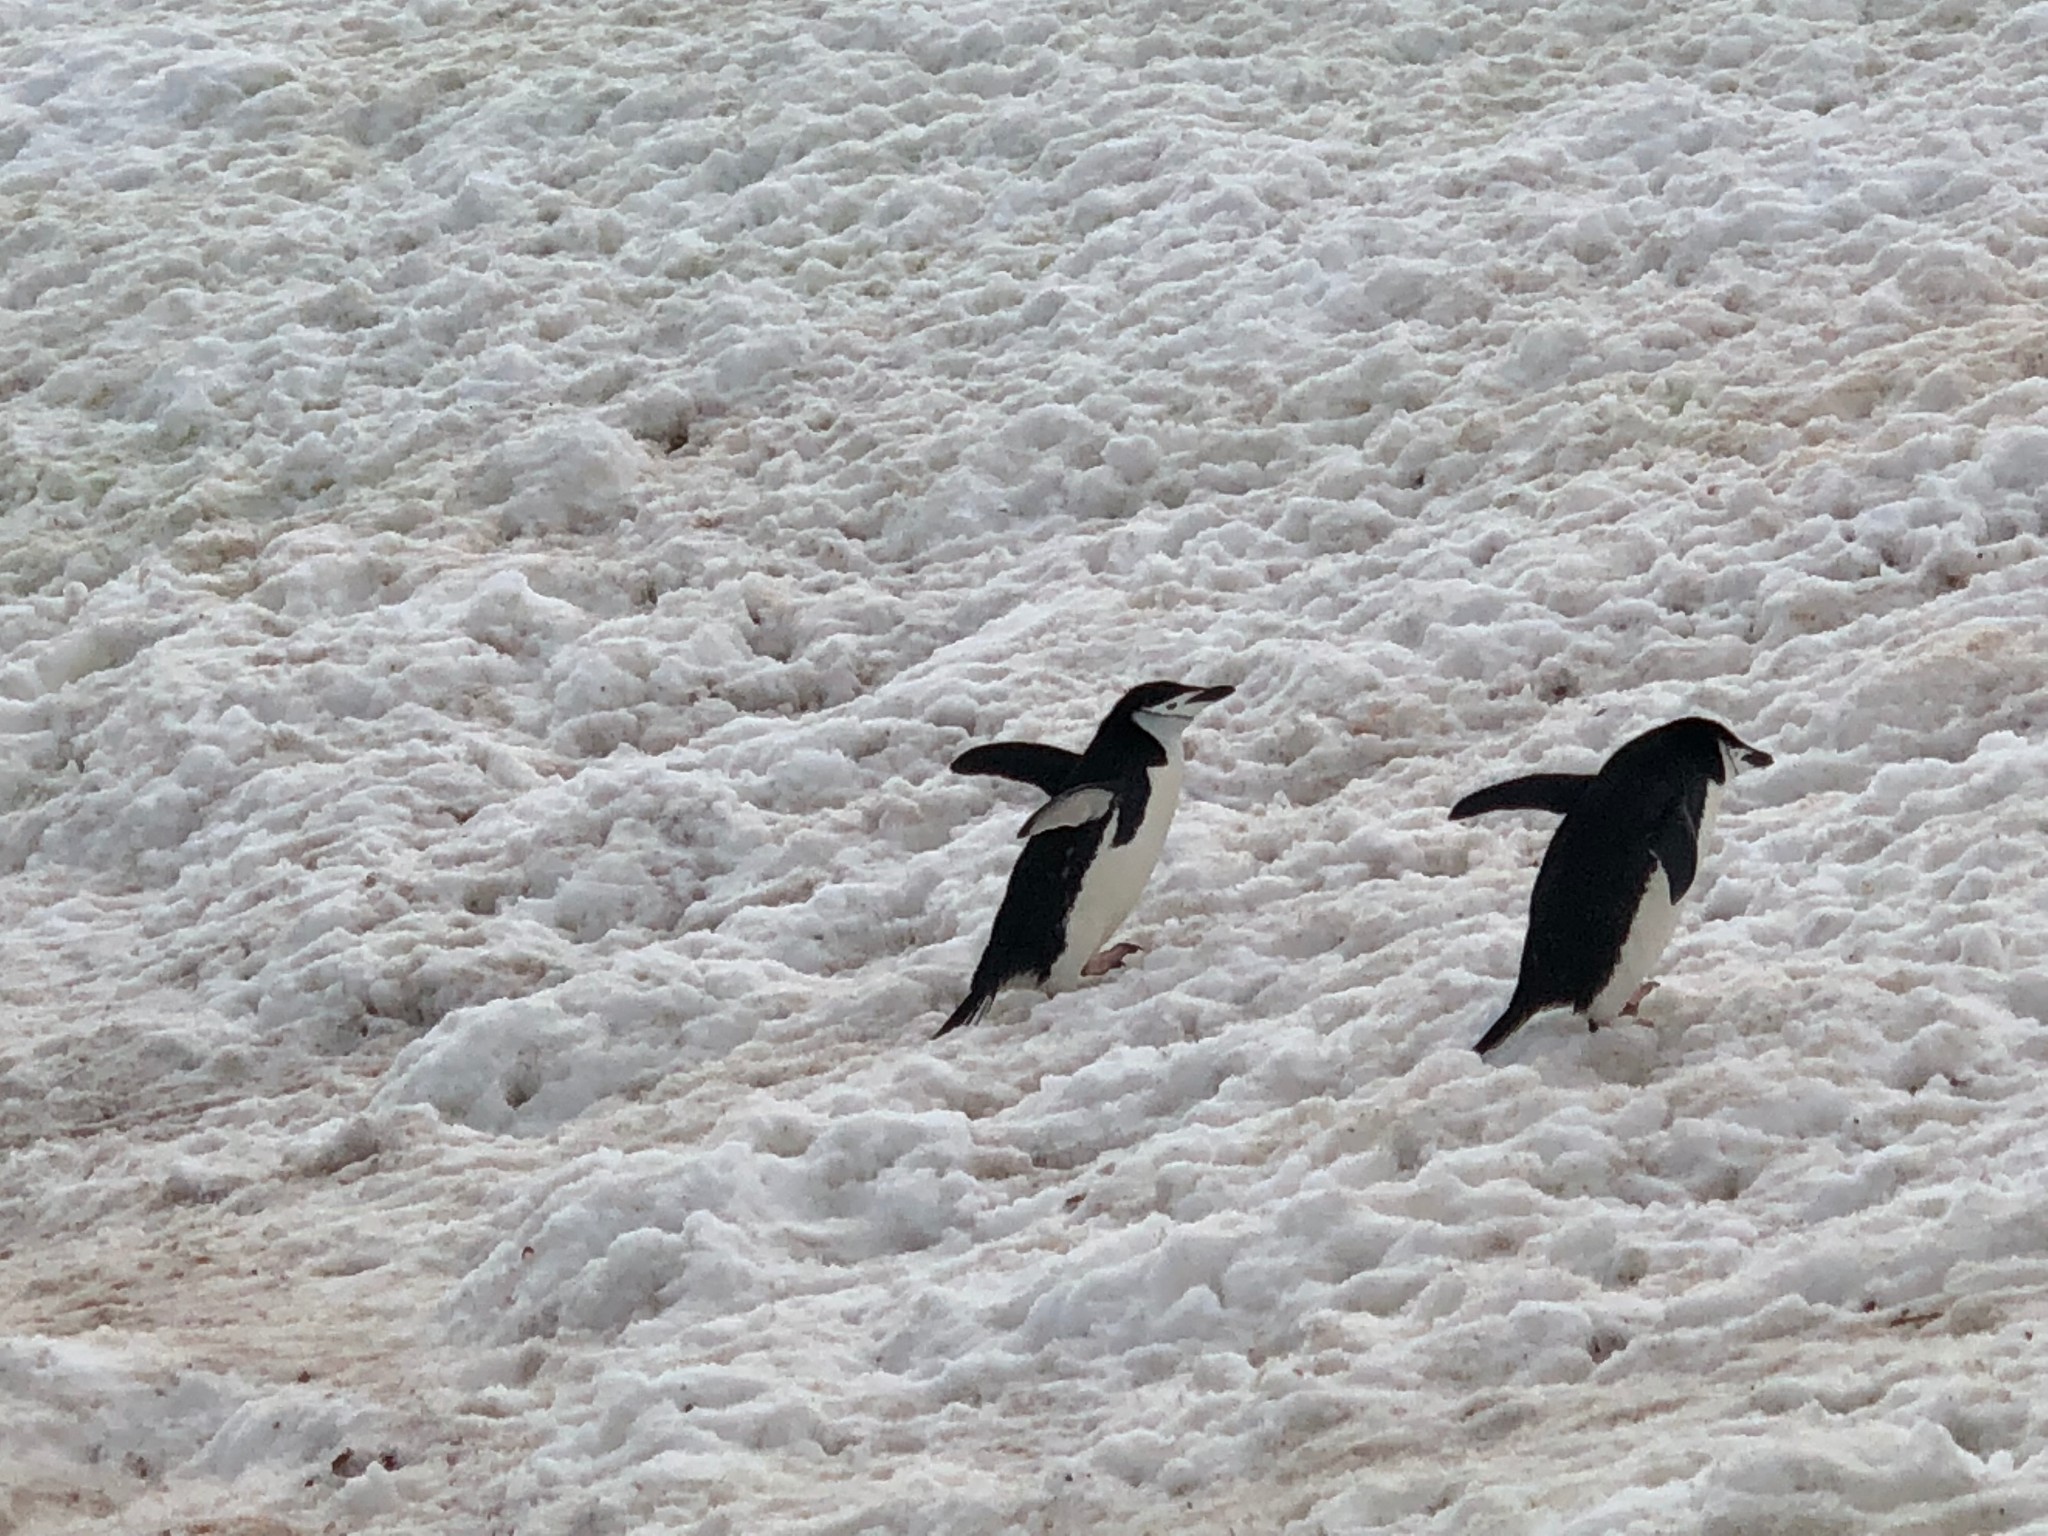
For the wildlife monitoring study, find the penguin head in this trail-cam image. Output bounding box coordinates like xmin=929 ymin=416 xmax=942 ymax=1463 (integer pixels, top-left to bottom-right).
xmin=1120 ymin=681 xmax=1235 ymax=741
xmin=1668 ymin=717 xmax=1773 ymax=780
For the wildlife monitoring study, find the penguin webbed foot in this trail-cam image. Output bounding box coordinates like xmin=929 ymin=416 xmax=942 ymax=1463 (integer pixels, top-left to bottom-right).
xmin=1587 ymin=984 xmax=1660 ymax=1036
xmin=1081 ymin=943 xmax=1142 ymax=977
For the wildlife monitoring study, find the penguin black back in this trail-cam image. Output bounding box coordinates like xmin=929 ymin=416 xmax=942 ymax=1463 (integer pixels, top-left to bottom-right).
xmin=939 ymin=811 xmax=1111 ymax=1035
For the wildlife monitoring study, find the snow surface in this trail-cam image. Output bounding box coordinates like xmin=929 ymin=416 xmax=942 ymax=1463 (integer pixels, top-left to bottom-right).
xmin=4 ymin=0 xmax=2048 ymax=1530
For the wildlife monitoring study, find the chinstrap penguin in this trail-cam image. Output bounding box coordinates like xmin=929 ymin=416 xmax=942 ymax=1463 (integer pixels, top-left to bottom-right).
xmin=937 ymin=681 xmax=1234 ymax=1037
xmin=1452 ymin=716 xmax=1773 ymax=1057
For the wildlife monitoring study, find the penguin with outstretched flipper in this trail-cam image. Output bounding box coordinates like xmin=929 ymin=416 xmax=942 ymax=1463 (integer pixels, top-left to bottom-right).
xmin=1455 ymin=717 xmax=1773 ymax=1057
xmin=938 ymin=682 xmax=1233 ymax=1037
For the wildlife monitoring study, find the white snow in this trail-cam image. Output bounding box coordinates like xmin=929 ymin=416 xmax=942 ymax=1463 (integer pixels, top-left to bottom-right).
xmin=4 ymin=0 xmax=2048 ymax=1530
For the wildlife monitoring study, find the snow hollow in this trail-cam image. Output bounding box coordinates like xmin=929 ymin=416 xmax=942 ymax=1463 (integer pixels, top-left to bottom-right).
xmin=4 ymin=0 xmax=2048 ymax=1531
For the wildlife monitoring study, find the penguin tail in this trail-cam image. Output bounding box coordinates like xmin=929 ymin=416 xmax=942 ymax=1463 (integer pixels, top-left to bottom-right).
xmin=1473 ymin=994 xmax=1541 ymax=1057
xmin=935 ymin=986 xmax=996 ymax=1039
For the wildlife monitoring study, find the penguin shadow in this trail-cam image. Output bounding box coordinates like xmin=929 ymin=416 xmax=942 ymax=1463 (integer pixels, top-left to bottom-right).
xmin=896 ymin=974 xmax=1177 ymax=1123
xmin=1466 ymin=1007 xmax=1664 ymax=1088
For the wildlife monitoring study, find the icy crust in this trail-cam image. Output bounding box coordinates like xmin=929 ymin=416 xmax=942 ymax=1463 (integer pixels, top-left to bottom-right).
xmin=0 ymin=1334 xmax=400 ymax=1529
xmin=4 ymin=0 xmax=2048 ymax=1531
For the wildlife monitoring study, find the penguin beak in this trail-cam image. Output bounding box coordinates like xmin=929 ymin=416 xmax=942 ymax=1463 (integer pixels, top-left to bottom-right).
xmin=1735 ymin=740 xmax=1773 ymax=769
xmin=1184 ymin=685 xmax=1235 ymax=708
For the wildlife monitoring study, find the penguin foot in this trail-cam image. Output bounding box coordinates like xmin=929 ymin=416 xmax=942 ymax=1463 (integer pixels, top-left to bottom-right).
xmin=1081 ymin=943 xmax=1142 ymax=977
xmin=1620 ymin=982 xmax=1659 ymax=1017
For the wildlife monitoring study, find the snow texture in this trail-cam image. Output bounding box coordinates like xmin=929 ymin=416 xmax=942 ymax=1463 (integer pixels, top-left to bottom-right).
xmin=4 ymin=0 xmax=2048 ymax=1531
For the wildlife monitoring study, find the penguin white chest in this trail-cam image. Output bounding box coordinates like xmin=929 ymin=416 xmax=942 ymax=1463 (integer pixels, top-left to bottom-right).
xmin=1696 ymin=777 xmax=1724 ymax=852
xmin=1049 ymin=757 xmax=1183 ymax=989
xmin=1587 ymin=778 xmax=1724 ymax=1024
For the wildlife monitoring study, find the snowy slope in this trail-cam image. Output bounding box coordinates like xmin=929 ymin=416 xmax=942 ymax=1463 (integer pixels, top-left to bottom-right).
xmin=4 ymin=0 xmax=2048 ymax=1531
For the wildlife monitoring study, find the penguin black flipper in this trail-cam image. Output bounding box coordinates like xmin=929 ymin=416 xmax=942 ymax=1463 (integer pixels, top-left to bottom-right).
xmin=951 ymin=742 xmax=1083 ymax=795
xmin=1648 ymin=778 xmax=1710 ymax=903
xmin=1449 ymin=773 xmax=1595 ymax=821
